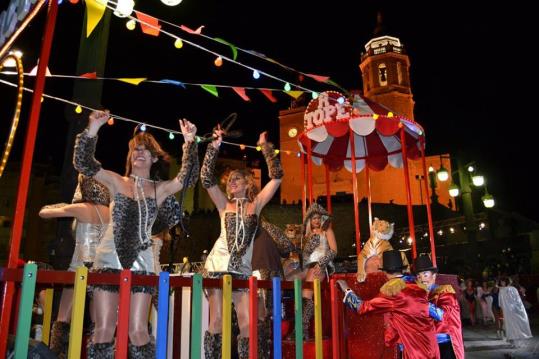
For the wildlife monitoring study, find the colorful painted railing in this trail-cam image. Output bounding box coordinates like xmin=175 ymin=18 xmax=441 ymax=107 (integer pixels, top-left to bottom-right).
xmin=0 ymin=264 xmax=345 ymax=359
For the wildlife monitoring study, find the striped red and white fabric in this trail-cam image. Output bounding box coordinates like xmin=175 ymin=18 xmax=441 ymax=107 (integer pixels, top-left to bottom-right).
xmin=298 ymin=92 xmax=424 ymax=173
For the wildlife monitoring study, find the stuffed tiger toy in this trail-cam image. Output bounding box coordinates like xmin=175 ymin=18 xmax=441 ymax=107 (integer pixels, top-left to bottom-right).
xmin=356 ymin=218 xmax=409 ymax=282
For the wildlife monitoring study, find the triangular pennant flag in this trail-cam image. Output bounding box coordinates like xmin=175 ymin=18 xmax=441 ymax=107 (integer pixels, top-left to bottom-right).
xmin=160 ymin=79 xmax=186 ymax=88
xmin=29 ymin=65 xmax=52 ymax=77
xmin=232 ymin=87 xmax=250 ymax=102
xmin=118 ymin=78 xmax=147 ymax=85
xmin=260 ymin=89 xmax=277 ymax=103
xmin=285 ymin=91 xmax=304 ymax=99
xmin=201 ymin=84 xmax=219 ymax=97
xmin=303 ymin=73 xmax=330 ymax=83
xmin=326 ymin=79 xmax=348 ymax=93
xmin=85 ymin=0 xmax=107 ymax=37
xmin=135 ymin=11 xmax=161 ymax=36
xmin=80 ymin=72 xmax=97 ymax=79
xmin=180 ymin=25 xmax=204 ymax=34
xmin=215 ymin=38 xmax=238 ymax=61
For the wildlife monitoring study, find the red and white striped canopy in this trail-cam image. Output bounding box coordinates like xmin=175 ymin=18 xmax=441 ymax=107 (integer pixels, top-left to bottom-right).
xmin=298 ymin=91 xmax=425 ymax=172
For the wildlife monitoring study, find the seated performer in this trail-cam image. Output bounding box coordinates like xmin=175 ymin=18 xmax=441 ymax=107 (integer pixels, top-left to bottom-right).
xmin=201 ymin=128 xmax=282 ymax=358
xmin=73 ymin=109 xmax=198 ymax=357
xmin=414 ymin=255 xmax=464 ymax=359
xmin=338 ymin=250 xmax=440 ymax=359
xmin=39 ymin=175 xmax=110 ymax=358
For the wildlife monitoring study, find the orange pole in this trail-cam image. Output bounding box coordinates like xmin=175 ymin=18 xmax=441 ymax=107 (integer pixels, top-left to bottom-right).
xmin=301 ymin=152 xmax=306 ymax=220
xmin=419 ymin=138 xmax=436 ymax=266
xmin=306 ymin=140 xmax=313 ymax=204
xmin=0 ymin=1 xmax=58 ymax=356
xmin=399 ymin=127 xmax=417 ymax=259
xmin=349 ymin=129 xmax=361 ymax=253
xmin=325 ymin=164 xmax=332 ymax=214
xmin=365 ymin=161 xmax=373 ymax=227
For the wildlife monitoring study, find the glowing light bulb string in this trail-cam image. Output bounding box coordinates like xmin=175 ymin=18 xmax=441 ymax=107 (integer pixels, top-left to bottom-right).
xmin=0 ymin=77 xmax=299 ymax=154
xmin=0 ymin=71 xmax=318 ymax=95
xmin=99 ymin=0 xmax=317 ymax=94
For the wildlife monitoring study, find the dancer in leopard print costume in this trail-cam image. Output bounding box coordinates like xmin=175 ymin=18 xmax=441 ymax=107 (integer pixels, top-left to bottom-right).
xmin=297 ymin=203 xmax=337 ymax=340
xmin=201 ymin=127 xmax=283 ymax=359
xmin=74 ymin=110 xmax=198 ymax=358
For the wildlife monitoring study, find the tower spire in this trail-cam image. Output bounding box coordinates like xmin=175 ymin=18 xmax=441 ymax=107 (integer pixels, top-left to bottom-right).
xmin=373 ymin=11 xmax=385 ymax=37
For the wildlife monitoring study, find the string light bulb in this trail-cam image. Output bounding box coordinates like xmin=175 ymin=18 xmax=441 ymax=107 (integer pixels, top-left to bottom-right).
xmin=284 ymin=82 xmax=291 ymax=91
xmin=126 ymin=19 xmax=136 ymax=30
xmin=75 ymin=105 xmax=82 ymax=114
xmin=140 ymin=124 xmax=147 ymax=131
xmin=214 ymin=56 xmax=223 ymax=67
xmin=174 ymin=38 xmax=183 ymax=49
xmin=256 ymin=146 xmax=261 ymax=152
xmin=107 ymin=118 xmax=114 ymax=125
xmin=239 ymin=144 xmax=246 ymax=150
xmin=311 ymin=92 xmax=319 ymax=99
xmin=337 ymin=97 xmax=345 ymax=104
xmin=160 ymin=0 xmax=183 ymax=6
xmin=169 ymin=132 xmax=175 ymax=140
xmin=114 ymin=0 xmax=134 ymax=18
xmin=252 ymin=70 xmax=260 ymax=79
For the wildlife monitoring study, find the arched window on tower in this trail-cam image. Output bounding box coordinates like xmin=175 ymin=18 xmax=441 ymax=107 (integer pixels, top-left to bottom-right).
xmin=397 ymin=62 xmax=403 ymax=85
xmin=378 ymin=63 xmax=388 ymax=86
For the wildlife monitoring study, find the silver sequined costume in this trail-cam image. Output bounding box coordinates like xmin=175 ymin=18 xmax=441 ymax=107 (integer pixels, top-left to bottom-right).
xmin=68 ymin=205 xmax=107 ymax=271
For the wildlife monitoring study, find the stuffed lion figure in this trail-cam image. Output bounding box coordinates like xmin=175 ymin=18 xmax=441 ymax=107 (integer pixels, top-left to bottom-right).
xmin=356 ymin=218 xmax=409 ymax=282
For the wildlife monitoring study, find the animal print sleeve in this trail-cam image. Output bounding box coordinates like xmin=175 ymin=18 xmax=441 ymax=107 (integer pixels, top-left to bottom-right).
xmin=73 ymin=129 xmax=102 ymax=177
xmin=176 ymin=141 xmax=199 ymax=189
xmin=259 ymin=142 xmax=283 ymax=179
xmin=318 ymin=249 xmax=337 ymax=269
xmin=200 ymin=144 xmax=219 ymax=189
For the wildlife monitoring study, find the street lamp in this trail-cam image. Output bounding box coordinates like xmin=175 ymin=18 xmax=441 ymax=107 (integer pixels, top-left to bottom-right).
xmin=431 ymin=157 xmax=494 ymax=209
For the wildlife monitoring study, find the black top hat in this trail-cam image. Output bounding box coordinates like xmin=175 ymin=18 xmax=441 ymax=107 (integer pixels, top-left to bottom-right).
xmin=380 ymin=250 xmax=406 ymax=273
xmin=413 ymin=255 xmax=438 ymax=274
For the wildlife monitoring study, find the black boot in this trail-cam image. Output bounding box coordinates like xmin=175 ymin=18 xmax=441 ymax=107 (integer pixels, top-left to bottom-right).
xmin=237 ymin=337 xmax=249 ymax=359
xmin=49 ymin=321 xmax=70 ymax=359
xmin=128 ymin=341 xmax=155 ymax=359
xmin=302 ymin=298 xmax=314 ymax=341
xmin=87 ymin=341 xmax=115 ymax=359
xmin=258 ymin=319 xmax=271 ymax=359
xmin=204 ymin=331 xmax=222 ymax=359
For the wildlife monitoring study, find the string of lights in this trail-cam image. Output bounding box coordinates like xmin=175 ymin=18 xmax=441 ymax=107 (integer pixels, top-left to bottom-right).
xmin=94 ymin=0 xmax=319 ymax=95
xmin=0 ymin=77 xmax=303 ymax=156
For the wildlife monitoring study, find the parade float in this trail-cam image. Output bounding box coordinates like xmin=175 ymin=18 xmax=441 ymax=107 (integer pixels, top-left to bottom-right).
xmin=0 ymin=1 xmax=455 ymax=358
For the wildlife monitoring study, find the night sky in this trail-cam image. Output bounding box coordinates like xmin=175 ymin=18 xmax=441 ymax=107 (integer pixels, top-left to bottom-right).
xmin=1 ymin=1 xmax=536 ymax=221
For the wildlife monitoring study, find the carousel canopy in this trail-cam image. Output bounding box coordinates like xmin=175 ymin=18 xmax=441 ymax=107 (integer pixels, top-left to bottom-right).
xmin=298 ymin=91 xmax=424 ymax=172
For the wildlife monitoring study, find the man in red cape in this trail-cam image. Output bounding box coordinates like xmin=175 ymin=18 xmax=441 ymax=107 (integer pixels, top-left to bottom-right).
xmin=414 ymin=255 xmax=464 ymax=359
xmin=338 ymin=250 xmax=439 ymax=359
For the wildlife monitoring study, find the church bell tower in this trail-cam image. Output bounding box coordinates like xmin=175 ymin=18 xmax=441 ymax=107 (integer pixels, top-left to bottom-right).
xmin=359 ymin=14 xmax=415 ymax=120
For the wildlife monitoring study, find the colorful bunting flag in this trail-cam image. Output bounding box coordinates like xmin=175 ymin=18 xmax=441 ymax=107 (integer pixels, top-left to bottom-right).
xmin=85 ymin=0 xmax=107 ymax=37
xmin=260 ymin=89 xmax=277 ymax=103
xmin=215 ymin=38 xmax=238 ymax=61
xmin=285 ymin=91 xmax=303 ymax=99
xmin=80 ymin=72 xmax=97 ymax=79
xmin=232 ymin=87 xmax=250 ymax=102
xmin=118 ymin=78 xmax=147 ymax=85
xmin=304 ymin=73 xmax=330 ymax=83
xmin=160 ymin=79 xmax=186 ymax=88
xmin=135 ymin=11 xmax=161 ymax=36
xmin=201 ymin=84 xmax=218 ymax=97
xmin=180 ymin=25 xmax=204 ymax=35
